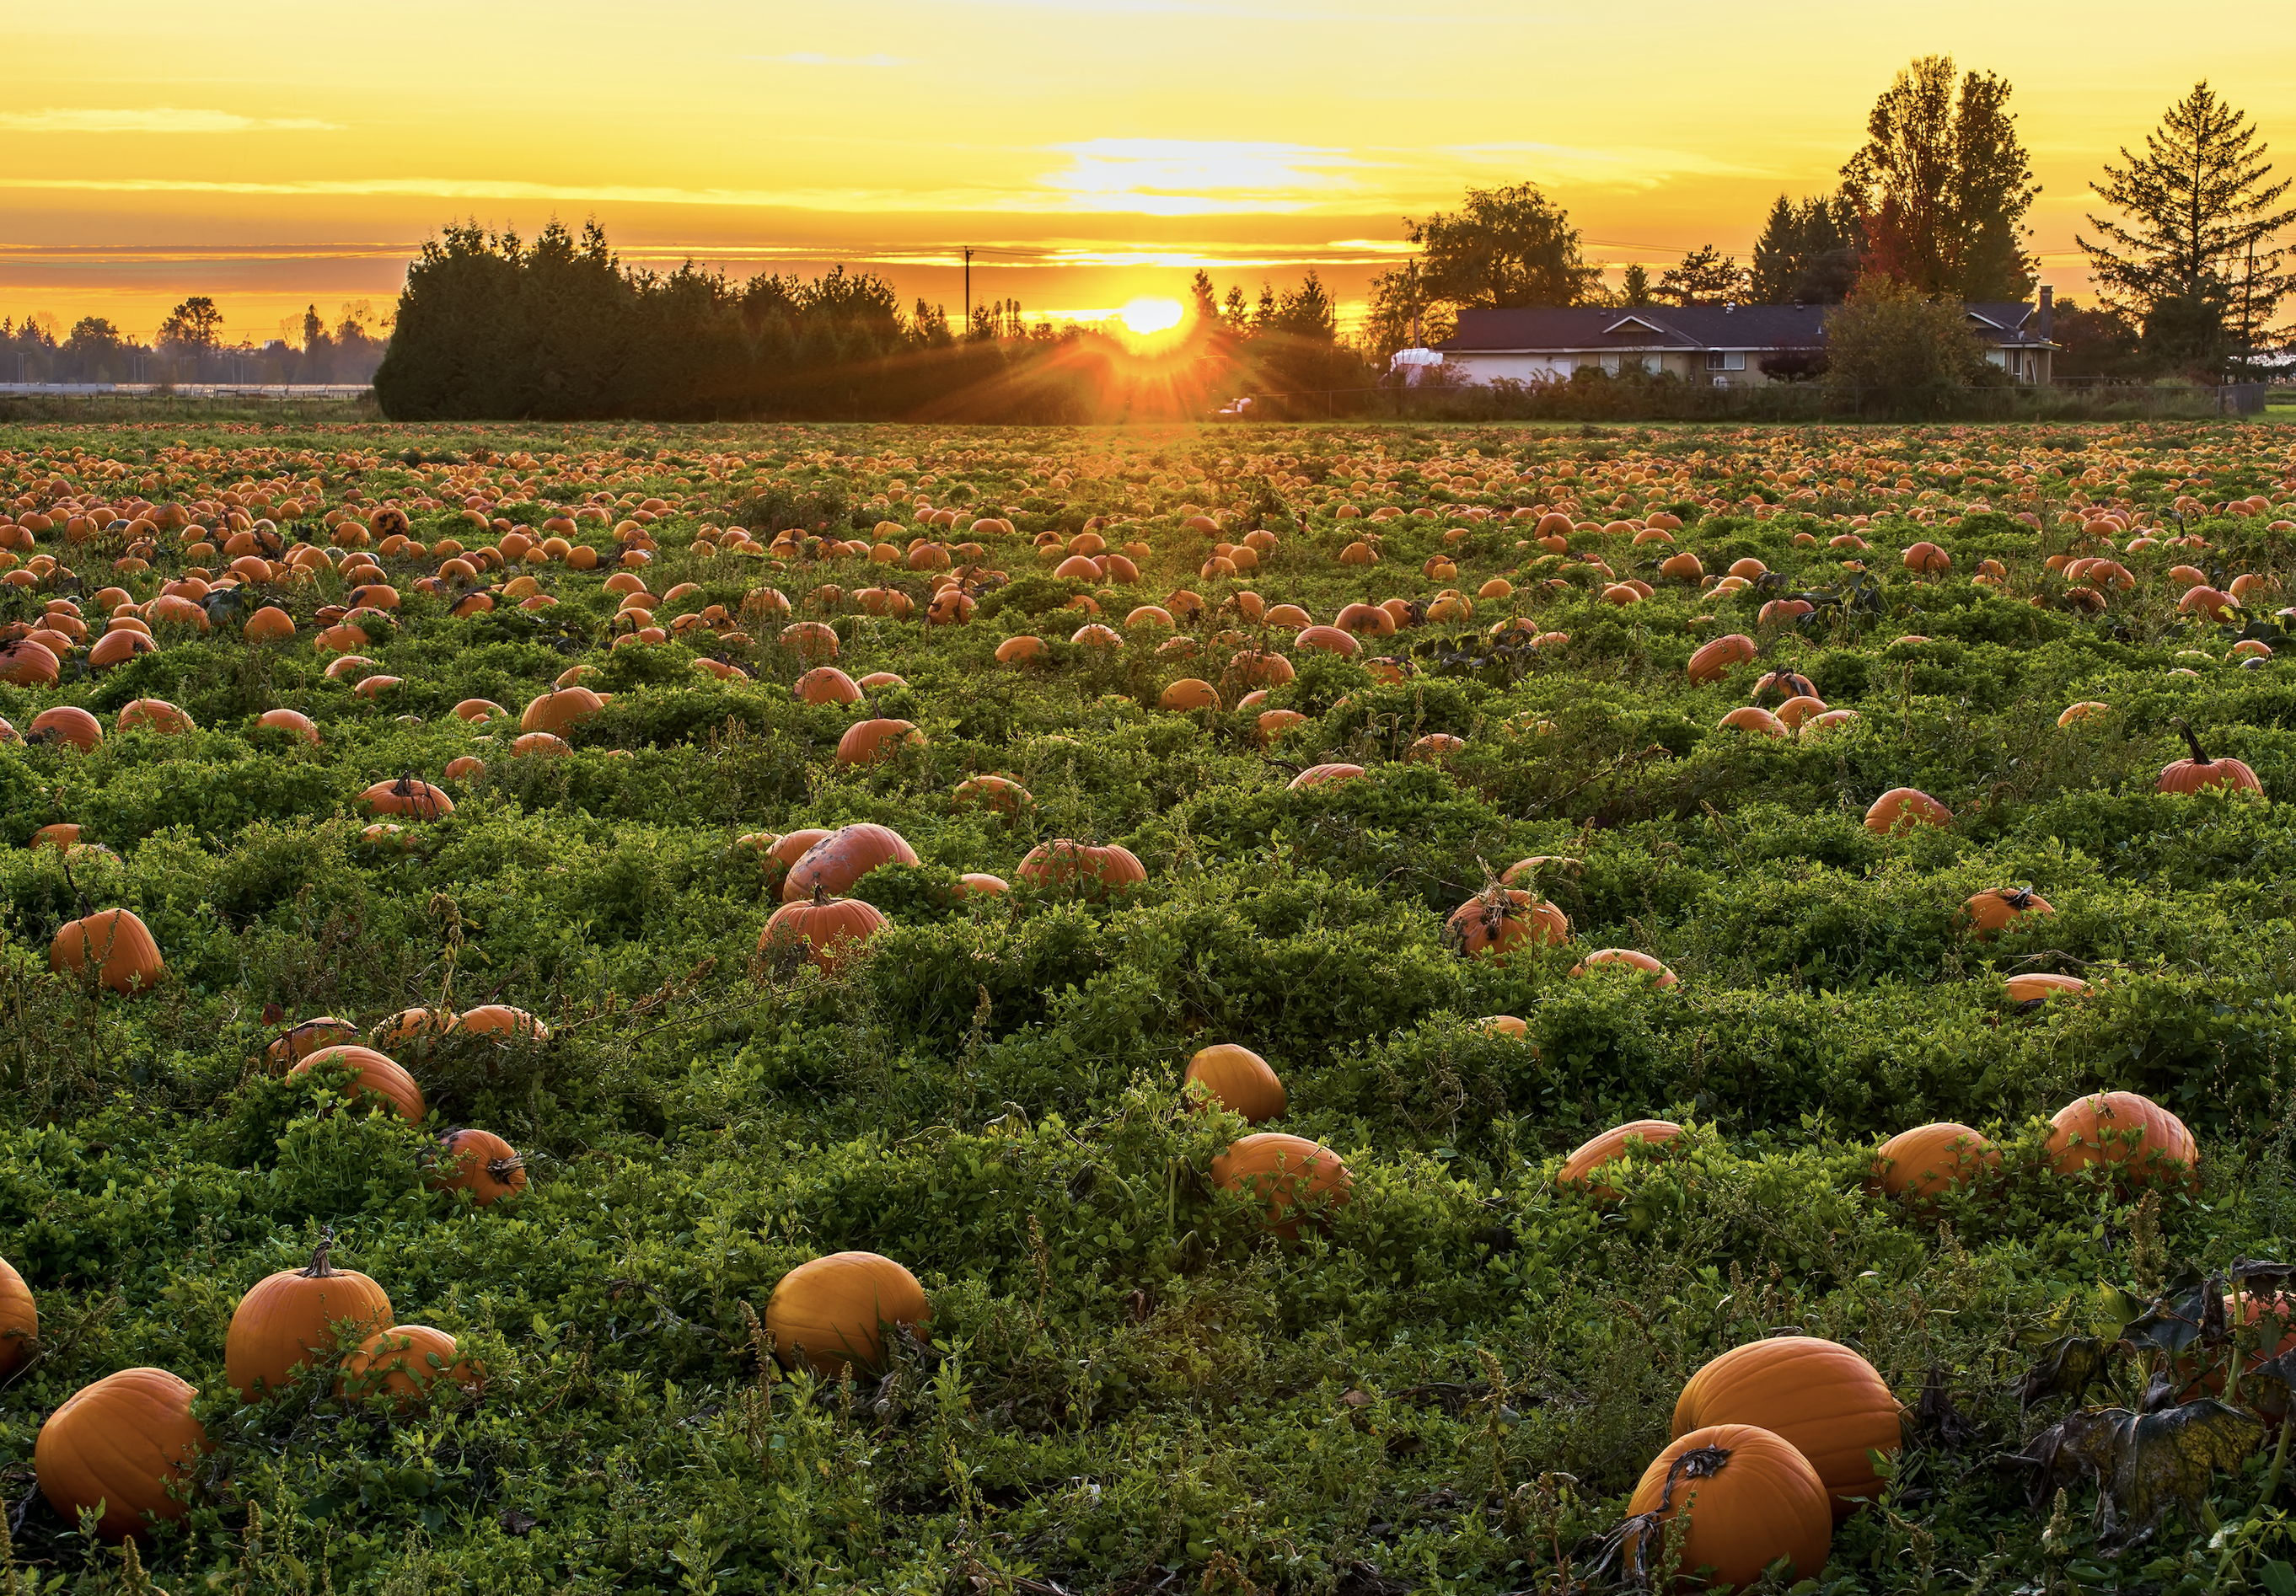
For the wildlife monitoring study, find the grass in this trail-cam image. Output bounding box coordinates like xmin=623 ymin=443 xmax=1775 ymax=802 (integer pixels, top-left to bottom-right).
xmin=0 ymin=415 xmax=2293 ymax=1593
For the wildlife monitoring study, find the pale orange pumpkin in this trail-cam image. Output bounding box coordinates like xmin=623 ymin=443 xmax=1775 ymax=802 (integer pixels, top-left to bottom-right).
xmin=765 ymin=1251 xmax=931 ymax=1377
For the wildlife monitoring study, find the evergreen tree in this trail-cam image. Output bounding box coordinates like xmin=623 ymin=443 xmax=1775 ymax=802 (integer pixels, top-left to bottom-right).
xmin=1841 ymin=56 xmax=2038 ymax=301
xmin=1655 ymin=244 xmax=1746 ymax=306
xmin=1749 ymin=195 xmax=1862 ymax=303
xmin=2079 ymin=83 xmax=2296 ymax=377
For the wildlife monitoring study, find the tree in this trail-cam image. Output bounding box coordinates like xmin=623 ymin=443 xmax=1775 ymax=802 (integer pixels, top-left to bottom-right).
xmin=60 ymin=317 xmax=130 ymax=382
xmin=1618 ymin=264 xmax=1653 ymax=307
xmin=1408 ymin=182 xmax=1602 ymax=311
xmin=2079 ymin=83 xmax=2296 ymax=378
xmin=158 ymin=296 xmax=223 ymax=351
xmin=2047 ymin=297 xmax=2149 ymax=383
xmin=1841 ymin=56 xmax=2038 ymax=301
xmin=1749 ymin=194 xmax=1862 ymax=303
xmin=1656 ymin=244 xmax=1746 ymax=306
xmin=1821 ymin=274 xmax=1990 ymax=417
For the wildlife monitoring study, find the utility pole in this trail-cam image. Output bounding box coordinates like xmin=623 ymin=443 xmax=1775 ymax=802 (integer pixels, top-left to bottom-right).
xmin=964 ymin=249 xmax=973 ymax=335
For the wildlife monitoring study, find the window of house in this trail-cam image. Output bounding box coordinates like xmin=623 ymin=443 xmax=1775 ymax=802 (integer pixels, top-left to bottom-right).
xmin=1601 ymin=355 xmax=1652 ymax=376
xmin=1704 ymin=351 xmax=1746 ymax=372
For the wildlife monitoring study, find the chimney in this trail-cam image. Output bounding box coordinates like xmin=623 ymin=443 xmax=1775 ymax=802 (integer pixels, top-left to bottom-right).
xmin=2037 ymin=285 xmax=2053 ymax=340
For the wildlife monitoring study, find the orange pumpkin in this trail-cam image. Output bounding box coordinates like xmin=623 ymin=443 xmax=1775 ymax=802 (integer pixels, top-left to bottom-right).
xmin=1446 ymin=886 xmax=1568 ymax=960
xmin=1864 ymin=787 xmax=1950 ymax=833
xmin=1870 ymin=1122 xmax=1998 ymax=1202
xmin=50 ymin=908 xmax=164 ymax=994
xmin=1673 ymin=1336 xmax=1899 ymax=1518
xmin=794 ymin=666 xmax=865 ymax=704
xmin=224 ymin=1234 xmax=394 ymax=1400
xmin=256 ymin=707 xmax=320 ymax=745
xmin=290 ymin=1045 xmax=426 ymax=1122
xmin=760 ymin=890 xmax=888 ymax=975
xmin=337 ymin=1324 xmax=483 ymax=1408
xmin=359 ymin=776 xmax=455 ymax=821
xmin=1686 ymin=634 xmax=1756 ymax=683
xmin=1558 ymin=1119 xmax=1682 ymax=1194
xmin=1211 ymin=1133 xmax=1351 ymax=1240
xmin=0 ymin=1252 xmax=35 ymax=1375
xmin=35 ymin=1367 xmax=210 ymax=1540
xmin=783 ymin=822 xmax=920 ymax=902
xmin=951 ymin=774 xmax=1033 ymax=814
xmin=2159 ymin=720 xmax=2262 ymax=796
xmin=428 ymin=1127 xmax=526 ymax=1206
xmin=117 ymin=699 xmax=194 ymax=735
xmin=2006 ymin=972 xmax=2090 ymax=1004
xmin=1183 ymin=1044 xmax=1286 ymax=1123
xmin=1962 ymin=887 xmax=2052 ymax=935
xmin=836 ymin=717 xmax=924 ymax=765
xmin=373 ymin=1006 xmax=459 ymax=1050
xmin=29 ymin=705 xmax=103 ymax=751
xmin=457 ymin=1004 xmax=548 ymax=1042
xmin=1015 ymin=839 xmax=1147 ymax=896
xmin=1570 ymin=948 xmax=1679 ymax=988
xmin=1288 ymin=762 xmax=1366 ymax=790
xmin=1624 ymin=1424 xmax=1832 ymax=1586
xmin=262 ymin=1015 xmax=360 ymax=1070
xmin=520 ymin=686 xmax=604 ymax=736
xmin=2047 ymin=1090 xmax=2197 ymax=1188
xmin=765 ymin=1251 xmax=931 ymax=1377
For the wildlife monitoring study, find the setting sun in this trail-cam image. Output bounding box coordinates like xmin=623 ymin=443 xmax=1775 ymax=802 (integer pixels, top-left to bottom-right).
xmin=1117 ymin=297 xmax=1184 ymax=338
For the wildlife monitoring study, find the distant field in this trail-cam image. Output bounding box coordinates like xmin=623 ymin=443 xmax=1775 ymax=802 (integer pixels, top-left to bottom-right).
xmin=3 ymin=418 xmax=2296 ymax=1593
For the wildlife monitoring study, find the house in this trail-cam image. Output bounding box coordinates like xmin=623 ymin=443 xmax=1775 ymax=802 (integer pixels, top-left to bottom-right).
xmin=1424 ymin=288 xmax=2057 ymax=387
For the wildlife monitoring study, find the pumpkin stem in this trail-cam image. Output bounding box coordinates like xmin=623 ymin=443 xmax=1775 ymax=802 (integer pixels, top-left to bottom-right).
xmin=300 ymin=1226 xmax=341 ymax=1278
xmin=487 ymin=1155 xmax=526 ymax=1181
xmin=2173 ymin=717 xmax=2212 ymax=765
xmin=813 ymin=883 xmax=831 ymax=907
xmin=1655 ymin=1442 xmax=1734 ymax=1512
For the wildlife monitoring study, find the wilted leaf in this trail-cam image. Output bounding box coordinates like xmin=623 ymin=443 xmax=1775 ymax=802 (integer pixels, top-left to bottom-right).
xmin=1916 ymin=1363 xmax=1979 ymax=1450
xmin=2009 ymin=1400 xmax=2263 ymax=1546
xmin=2016 ymin=1335 xmax=2116 ymax=1408
xmin=2121 ymin=1271 xmax=2217 ymax=1358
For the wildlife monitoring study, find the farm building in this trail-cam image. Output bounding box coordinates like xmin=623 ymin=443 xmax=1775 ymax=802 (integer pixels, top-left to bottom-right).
xmin=1421 ymin=289 xmax=2057 ymax=387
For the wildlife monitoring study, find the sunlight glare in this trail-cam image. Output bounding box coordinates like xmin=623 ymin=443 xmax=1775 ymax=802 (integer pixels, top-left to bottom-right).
xmin=1117 ymin=297 xmax=1184 ymax=337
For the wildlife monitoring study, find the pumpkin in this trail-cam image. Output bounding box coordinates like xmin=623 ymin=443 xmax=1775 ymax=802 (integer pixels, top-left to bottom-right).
xmin=1445 ymin=886 xmax=1568 ymax=960
xmin=0 ymin=1252 xmax=35 ymax=1375
xmin=1558 ymin=1119 xmax=1682 ymax=1195
xmin=1718 ymin=705 xmax=1786 ymax=737
xmin=1571 ymin=948 xmax=1679 ymax=988
xmin=117 ymin=699 xmax=194 ymax=735
xmin=359 ymin=775 xmax=455 ymax=821
xmin=290 ymin=1045 xmax=426 ymax=1122
xmin=952 ymin=774 xmax=1033 ymax=814
xmin=256 ymin=707 xmax=320 ymax=745
xmin=2005 ymin=972 xmax=2089 ymax=1004
xmin=1870 ymin=1122 xmax=1998 ymax=1202
xmin=453 ymin=698 xmax=509 ymax=722
xmin=35 ymin=1367 xmax=209 ymax=1540
xmin=263 ymin=1015 xmax=360 ymax=1070
xmin=1183 ymin=1043 xmax=1286 ymax=1122
xmin=761 ymin=889 xmax=888 ymax=975
xmin=1288 ymin=762 xmax=1366 ymax=790
xmin=50 ymin=908 xmax=164 ymax=994
xmin=29 ymin=705 xmax=103 ymax=751
xmin=31 ymin=822 xmax=82 ymax=850
xmin=1016 ymin=839 xmax=1146 ymax=896
xmin=1624 ymin=1424 xmax=1832 ymax=1587
xmin=836 ymin=717 xmax=924 ymax=765
xmin=0 ymin=638 xmax=61 ymax=687
xmin=373 ymin=1006 xmax=459 ymax=1050
xmin=1686 ymin=634 xmax=1756 ymax=683
xmin=765 ymin=1251 xmax=931 ymax=1378
xmin=512 ymin=731 xmax=569 ymax=757
xmin=458 ymin=1004 xmax=548 ymax=1042
xmin=1212 ymin=1133 xmax=1350 ymax=1239
xmin=1961 ymin=886 xmax=2052 ymax=935
xmin=337 ymin=1324 xmax=482 ymax=1408
xmin=1864 ymin=787 xmax=1950 ymax=833
xmin=1750 ymin=669 xmax=1816 ymax=706
xmin=783 ymin=822 xmax=920 ymax=902
xmin=957 ymin=871 xmax=1009 ymax=896
xmin=2047 ymin=1090 xmax=2197 ymax=1188
xmin=224 ymin=1234 xmax=394 ymax=1400
xmin=2158 ymin=719 xmax=2262 ymax=795
xmin=1158 ymin=678 xmax=1221 ymax=711
xmin=795 ymin=666 xmax=865 ymax=704
xmin=1673 ymin=1336 xmax=1899 ymax=1518
xmin=1474 ymin=1014 xmax=1530 ymax=1038
xmin=520 ymin=685 xmax=604 ymax=736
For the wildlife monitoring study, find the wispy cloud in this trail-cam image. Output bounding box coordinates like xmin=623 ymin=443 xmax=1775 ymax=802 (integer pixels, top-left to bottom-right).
xmin=0 ymin=108 xmax=341 ymax=134
xmin=1038 ymin=138 xmax=1374 ymax=216
xmin=743 ymin=52 xmax=911 ymax=67
xmin=1440 ymin=141 xmax=1771 ymax=190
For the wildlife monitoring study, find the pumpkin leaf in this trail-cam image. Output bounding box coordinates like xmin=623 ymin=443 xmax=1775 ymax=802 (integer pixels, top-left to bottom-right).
xmin=2008 ymin=1400 xmax=2263 ymax=1547
xmin=2121 ymin=1270 xmax=2218 ymax=1358
xmin=2015 ymin=1335 xmax=2118 ymax=1408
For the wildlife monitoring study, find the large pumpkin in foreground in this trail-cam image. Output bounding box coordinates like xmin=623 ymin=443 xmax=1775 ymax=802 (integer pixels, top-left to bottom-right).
xmin=1210 ymin=1133 xmax=1352 ymax=1240
xmin=765 ymin=1251 xmax=931 ymax=1377
xmin=1444 ymin=887 xmax=1567 ymax=960
xmin=1625 ymin=1423 xmax=1831 ymax=1590
xmin=36 ymin=1367 xmax=210 ymax=1539
xmin=1183 ymin=1044 xmax=1287 ymax=1123
xmin=290 ymin=1045 xmax=426 ymax=1123
xmin=2047 ymin=1090 xmax=2197 ymax=1188
xmin=1672 ymin=1336 xmax=1900 ymax=1518
xmin=760 ymin=892 xmax=888 ymax=975
xmin=225 ymin=1234 xmax=394 ymax=1400
xmin=49 ymin=908 xmax=164 ymax=994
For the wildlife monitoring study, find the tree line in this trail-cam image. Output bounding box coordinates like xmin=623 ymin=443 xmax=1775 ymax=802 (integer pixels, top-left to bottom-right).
xmin=1363 ymin=62 xmax=2293 ymax=383
xmin=0 ymin=299 xmax=388 ymax=386
xmin=370 ymin=219 xmax=1361 ymax=421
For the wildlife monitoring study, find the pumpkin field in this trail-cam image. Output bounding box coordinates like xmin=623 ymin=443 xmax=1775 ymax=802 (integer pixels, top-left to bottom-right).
xmin=8 ymin=415 xmax=2296 ymax=1594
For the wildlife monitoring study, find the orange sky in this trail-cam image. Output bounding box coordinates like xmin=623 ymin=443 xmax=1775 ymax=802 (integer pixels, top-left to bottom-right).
xmin=5 ymin=0 xmax=2293 ymax=345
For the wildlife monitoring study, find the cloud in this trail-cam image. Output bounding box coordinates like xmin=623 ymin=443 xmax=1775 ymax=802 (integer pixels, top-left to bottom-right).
xmin=0 ymin=108 xmax=341 ymax=134
xmin=743 ymin=52 xmax=911 ymax=67
xmin=1439 ymin=141 xmax=1771 ymax=190
xmin=1038 ymin=139 xmax=1375 ymax=215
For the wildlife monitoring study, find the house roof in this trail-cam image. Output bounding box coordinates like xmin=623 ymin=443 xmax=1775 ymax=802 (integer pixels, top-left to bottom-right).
xmin=1435 ymin=300 xmax=2053 ymax=353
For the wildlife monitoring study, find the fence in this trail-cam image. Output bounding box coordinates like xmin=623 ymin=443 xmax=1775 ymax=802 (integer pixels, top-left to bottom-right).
xmin=0 ymin=383 xmax=373 ymax=401
xmin=1225 ymin=379 xmax=2266 ymax=426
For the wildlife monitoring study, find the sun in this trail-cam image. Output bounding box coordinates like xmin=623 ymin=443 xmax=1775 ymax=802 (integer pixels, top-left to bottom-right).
xmin=1116 ymin=297 xmax=1184 ymax=339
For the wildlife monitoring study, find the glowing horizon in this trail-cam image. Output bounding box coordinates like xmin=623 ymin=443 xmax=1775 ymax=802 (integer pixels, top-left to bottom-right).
xmin=6 ymin=0 xmax=2292 ymax=347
